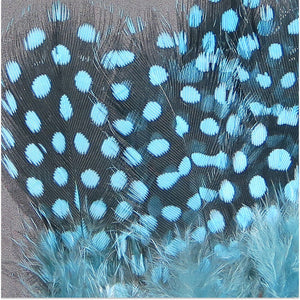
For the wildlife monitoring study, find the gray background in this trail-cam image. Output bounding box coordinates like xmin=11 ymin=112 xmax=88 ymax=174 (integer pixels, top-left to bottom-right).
xmin=1 ymin=0 xmax=176 ymax=297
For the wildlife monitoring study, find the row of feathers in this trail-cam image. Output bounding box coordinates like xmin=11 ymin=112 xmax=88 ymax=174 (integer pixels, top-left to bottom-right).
xmin=1 ymin=0 xmax=299 ymax=297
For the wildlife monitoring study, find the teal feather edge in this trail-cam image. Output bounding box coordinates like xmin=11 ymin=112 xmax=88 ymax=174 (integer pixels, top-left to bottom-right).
xmin=18 ymin=197 xmax=298 ymax=298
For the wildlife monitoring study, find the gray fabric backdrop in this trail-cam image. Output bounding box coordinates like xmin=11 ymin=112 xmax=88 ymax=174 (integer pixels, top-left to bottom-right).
xmin=1 ymin=0 xmax=175 ymax=297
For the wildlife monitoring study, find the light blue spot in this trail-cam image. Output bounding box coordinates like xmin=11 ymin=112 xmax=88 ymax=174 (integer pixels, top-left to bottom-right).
xmin=200 ymin=118 xmax=219 ymax=136
xmin=221 ymin=9 xmax=239 ymax=32
xmin=53 ymin=167 xmax=68 ymax=187
xmin=243 ymin=0 xmax=260 ymax=8
xmin=277 ymin=107 xmax=298 ymax=126
xmin=101 ymin=137 xmax=119 ymax=159
xmin=129 ymin=180 xmax=149 ymax=203
xmin=2 ymin=128 xmax=15 ymax=149
xmin=6 ymin=61 xmax=21 ymax=83
xmin=195 ymin=52 xmax=210 ymax=72
xmin=2 ymin=91 xmax=17 ymax=115
xmin=192 ymin=151 xmax=228 ymax=169
xmin=180 ymin=85 xmax=201 ymax=103
xmin=236 ymin=206 xmax=254 ymax=230
xmin=199 ymin=187 xmax=218 ymax=202
xmin=175 ymin=116 xmax=189 ymax=137
xmin=113 ymin=119 xmax=134 ymax=136
xmin=268 ymin=149 xmax=291 ymax=171
xmin=77 ymin=23 xmax=97 ymax=42
xmin=157 ymin=172 xmax=180 ymax=190
xmin=24 ymin=28 xmax=46 ymax=50
xmin=59 ymin=94 xmax=73 ymax=121
xmin=143 ymin=101 xmax=162 ymax=121
xmin=189 ymin=5 xmax=203 ymax=28
xmin=251 ymin=123 xmax=267 ymax=146
xmin=52 ymin=199 xmax=70 ymax=218
xmin=26 ymin=177 xmax=44 ymax=197
xmin=226 ymin=114 xmax=241 ymax=136
xmin=25 ymin=111 xmax=41 ymax=133
xmin=32 ymin=75 xmax=51 ymax=98
xmin=147 ymin=138 xmax=170 ymax=157
xmin=115 ymin=201 xmax=133 ymax=220
xmin=288 ymin=18 xmax=299 ymax=35
xmin=284 ymin=179 xmax=298 ymax=203
xmin=157 ymin=32 xmax=175 ymax=48
xmin=90 ymin=103 xmax=108 ymax=126
xmin=249 ymin=102 xmax=269 ymax=116
xmin=214 ymin=84 xmax=227 ymax=104
xmin=260 ymin=5 xmax=273 ymax=21
xmin=237 ymin=66 xmax=250 ymax=82
xmin=140 ymin=215 xmax=158 ymax=231
xmin=161 ymin=205 xmax=182 ymax=222
xmin=207 ymin=210 xmax=225 ymax=233
xmin=52 ymin=132 xmax=66 ymax=154
xmin=49 ymin=1 xmax=70 ymax=22
xmin=232 ymin=151 xmax=247 ymax=173
xmin=256 ymin=72 xmax=272 ymax=89
xmin=74 ymin=133 xmax=89 ymax=155
xmin=249 ymin=175 xmax=267 ymax=198
xmin=110 ymin=170 xmax=127 ymax=191
xmin=237 ymin=34 xmax=259 ymax=59
xmin=149 ymin=65 xmax=169 ymax=86
xmin=165 ymin=238 xmax=186 ymax=256
xmin=202 ymin=31 xmax=216 ymax=53
xmin=92 ymin=231 xmax=110 ymax=251
xmin=268 ymin=43 xmax=282 ymax=59
xmin=89 ymin=200 xmax=107 ymax=219
xmin=280 ymin=72 xmax=296 ymax=89
xmin=178 ymin=157 xmax=191 ymax=176
xmin=25 ymin=144 xmax=44 ymax=166
xmin=187 ymin=193 xmax=201 ymax=210
xmin=51 ymin=44 xmax=71 ymax=65
xmin=123 ymin=147 xmax=142 ymax=166
xmin=257 ymin=20 xmax=274 ymax=36
xmin=2 ymin=155 xmax=18 ymax=178
xmin=219 ymin=180 xmax=235 ymax=203
xmin=174 ymin=31 xmax=187 ymax=55
xmin=101 ymin=50 xmax=135 ymax=70
xmin=75 ymin=70 xmax=92 ymax=93
xmin=81 ymin=169 xmax=100 ymax=188
xmin=191 ymin=227 xmax=206 ymax=243
xmin=111 ymin=82 xmax=130 ymax=101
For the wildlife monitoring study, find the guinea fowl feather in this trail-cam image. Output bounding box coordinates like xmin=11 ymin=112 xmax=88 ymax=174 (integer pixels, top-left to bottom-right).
xmin=1 ymin=0 xmax=298 ymax=297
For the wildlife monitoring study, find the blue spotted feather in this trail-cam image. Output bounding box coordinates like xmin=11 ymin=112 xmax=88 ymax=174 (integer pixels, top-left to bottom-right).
xmin=1 ymin=0 xmax=298 ymax=297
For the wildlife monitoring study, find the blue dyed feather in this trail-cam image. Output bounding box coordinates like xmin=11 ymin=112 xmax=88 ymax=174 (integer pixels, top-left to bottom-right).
xmin=1 ymin=0 xmax=298 ymax=297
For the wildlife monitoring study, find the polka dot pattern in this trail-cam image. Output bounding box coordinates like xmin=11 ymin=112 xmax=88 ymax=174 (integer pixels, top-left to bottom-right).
xmin=2 ymin=0 xmax=298 ymax=242
xmin=52 ymin=199 xmax=70 ymax=218
xmin=51 ymin=45 xmax=71 ymax=65
xmin=75 ymin=71 xmax=92 ymax=93
xmin=6 ymin=61 xmax=21 ymax=83
xmin=81 ymin=169 xmax=100 ymax=188
xmin=32 ymin=75 xmax=51 ymax=98
xmin=24 ymin=28 xmax=46 ymax=50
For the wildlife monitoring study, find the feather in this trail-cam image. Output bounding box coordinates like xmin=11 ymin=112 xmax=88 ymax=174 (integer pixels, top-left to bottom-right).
xmin=1 ymin=0 xmax=298 ymax=297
